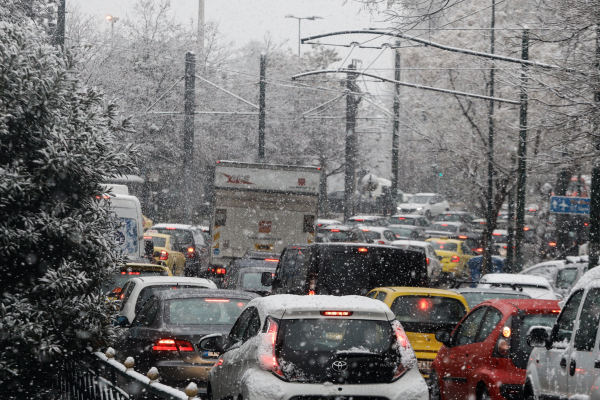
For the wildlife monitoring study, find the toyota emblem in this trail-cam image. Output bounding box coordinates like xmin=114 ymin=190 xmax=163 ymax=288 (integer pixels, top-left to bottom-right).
xmin=332 ymin=360 xmax=348 ymax=372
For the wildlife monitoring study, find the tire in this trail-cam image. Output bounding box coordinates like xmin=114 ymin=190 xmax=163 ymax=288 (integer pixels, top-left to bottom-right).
xmin=478 ymin=385 xmax=491 ymax=400
xmin=429 ymin=370 xmax=441 ymax=400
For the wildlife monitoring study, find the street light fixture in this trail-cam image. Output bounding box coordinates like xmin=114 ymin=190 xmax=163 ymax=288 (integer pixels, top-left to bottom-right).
xmin=285 ymin=15 xmax=323 ymax=56
xmin=106 ymin=15 xmax=119 ymax=34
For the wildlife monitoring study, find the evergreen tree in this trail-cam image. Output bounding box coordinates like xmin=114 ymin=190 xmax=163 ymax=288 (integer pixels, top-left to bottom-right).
xmin=0 ymin=21 xmax=136 ymax=398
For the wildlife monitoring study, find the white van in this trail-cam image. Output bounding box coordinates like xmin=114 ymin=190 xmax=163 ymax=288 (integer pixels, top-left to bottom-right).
xmin=103 ymin=193 xmax=144 ymax=260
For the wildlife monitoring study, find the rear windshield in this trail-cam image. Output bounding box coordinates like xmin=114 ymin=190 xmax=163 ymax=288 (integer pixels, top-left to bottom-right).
xmin=319 ymin=229 xmax=359 ymax=242
xmin=430 ymin=241 xmax=458 ymax=251
xmin=154 ymin=229 xmax=193 ymax=245
xmin=280 ymin=319 xmax=392 ymax=354
xmin=135 ymin=285 xmax=208 ymax=313
xmin=319 ymin=247 xmax=426 ymax=295
xmin=492 ymin=233 xmax=507 ymax=243
xmin=389 ymin=227 xmax=413 ymax=237
xmin=390 ymin=296 xmax=467 ymax=333
xmin=512 ymin=314 xmax=557 ymax=369
xmin=556 ymin=268 xmax=579 ymax=289
xmin=166 ymin=298 xmax=248 ymax=325
xmin=461 ymin=291 xmax=530 ymax=308
xmin=105 ymin=270 xmax=169 ymax=293
xmin=241 ymin=272 xmax=271 ymax=290
xmin=363 ymin=231 xmax=381 ymax=240
xmin=150 ymin=237 xmax=167 ymax=248
xmin=429 ymin=224 xmax=458 ymax=232
xmin=346 ymin=219 xmax=376 ymax=226
xmin=436 ymin=214 xmax=464 ymax=222
xmin=392 ymin=217 xmax=416 ymax=225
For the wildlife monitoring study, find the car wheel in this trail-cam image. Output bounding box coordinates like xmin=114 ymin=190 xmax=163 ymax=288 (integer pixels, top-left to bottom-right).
xmin=429 ymin=370 xmax=441 ymax=400
xmin=478 ymin=385 xmax=491 ymax=400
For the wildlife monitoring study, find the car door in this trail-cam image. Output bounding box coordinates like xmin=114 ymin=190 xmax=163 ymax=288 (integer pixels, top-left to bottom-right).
xmin=121 ymin=298 xmax=160 ymax=367
xmin=440 ymin=306 xmax=488 ymax=400
xmin=234 ymin=309 xmax=262 ymax=383
xmin=568 ymin=288 xmax=600 ymax=396
xmin=538 ymin=290 xmax=584 ymax=398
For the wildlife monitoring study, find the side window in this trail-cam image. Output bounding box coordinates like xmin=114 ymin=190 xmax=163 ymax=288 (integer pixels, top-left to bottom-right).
xmin=421 ymin=219 xmax=429 ymax=227
xmin=143 ymin=300 xmax=160 ymax=327
xmin=552 ymin=290 xmax=584 ymax=347
xmin=366 ymin=291 xmax=378 ymax=299
xmin=229 ymin=307 xmax=255 ymax=343
xmin=131 ymin=298 xmax=157 ymax=327
xmin=476 ymin=308 xmax=503 ymax=342
xmin=461 ymin=243 xmax=471 ymax=255
xmin=574 ymin=288 xmax=600 ymax=351
xmin=291 ymin=248 xmax=312 ymax=294
xmin=375 ymin=292 xmax=387 ymax=302
xmin=242 ymin=309 xmax=261 ymax=342
xmin=120 ymin=282 xmax=136 ymax=311
xmin=280 ymin=250 xmax=298 ymax=289
xmin=384 ymin=231 xmax=395 ymax=241
xmin=455 ymin=307 xmax=488 ymax=346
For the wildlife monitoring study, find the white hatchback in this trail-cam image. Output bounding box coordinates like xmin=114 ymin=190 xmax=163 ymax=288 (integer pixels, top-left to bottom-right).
xmin=478 ymin=273 xmax=561 ymax=300
xmin=201 ymin=294 xmax=429 ymax=400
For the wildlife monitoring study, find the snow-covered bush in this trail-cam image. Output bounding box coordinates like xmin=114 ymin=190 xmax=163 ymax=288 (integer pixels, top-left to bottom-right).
xmin=0 ymin=20 xmax=136 ymax=398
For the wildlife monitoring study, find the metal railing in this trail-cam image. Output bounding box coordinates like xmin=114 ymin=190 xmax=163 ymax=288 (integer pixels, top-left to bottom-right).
xmin=53 ymin=347 xmax=199 ymax=400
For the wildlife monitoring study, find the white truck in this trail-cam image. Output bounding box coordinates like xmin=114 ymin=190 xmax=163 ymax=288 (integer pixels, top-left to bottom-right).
xmin=210 ymin=161 xmax=321 ymax=267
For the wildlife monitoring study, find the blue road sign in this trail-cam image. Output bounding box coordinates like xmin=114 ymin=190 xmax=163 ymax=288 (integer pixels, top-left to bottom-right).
xmin=550 ymin=196 xmax=590 ymax=215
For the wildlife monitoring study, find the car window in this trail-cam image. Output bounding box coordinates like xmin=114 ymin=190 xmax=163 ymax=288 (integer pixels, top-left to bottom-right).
xmin=573 ymin=288 xmax=600 ymax=351
xmin=476 ymin=307 xmax=502 ymax=342
xmin=455 ymin=306 xmax=488 ymax=346
xmin=461 ymin=243 xmax=471 ymax=255
xmin=390 ymin=295 xmax=467 ymax=333
xmin=430 ymin=241 xmax=458 ymax=252
xmin=363 ymin=231 xmax=381 ymax=240
xmin=552 ymin=290 xmax=584 ymax=348
xmin=384 ymin=231 xmax=395 ymax=241
xmin=242 ymin=309 xmax=261 ymax=342
xmin=279 ymin=249 xmax=298 ymax=289
xmin=291 ymin=248 xmax=312 ymax=293
xmin=366 ymin=291 xmax=378 ymax=299
xmin=526 ymin=265 xmax=558 ymax=282
xmin=131 ymin=298 xmax=158 ymax=327
xmin=166 ymin=298 xmax=248 ymax=325
xmin=229 ymin=307 xmax=255 ymax=343
xmin=120 ymin=281 xmax=136 ymax=311
xmin=556 ymin=268 xmax=579 ymax=289
xmin=135 ymin=284 xmax=208 ymax=314
xmin=150 ymin=237 xmax=167 ymax=248
xmin=375 ymin=291 xmax=387 ymax=302
xmin=153 ymin=228 xmax=193 ymax=245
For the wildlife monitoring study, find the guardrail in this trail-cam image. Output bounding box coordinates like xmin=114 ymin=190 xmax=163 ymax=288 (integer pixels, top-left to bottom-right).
xmin=53 ymin=347 xmax=200 ymax=400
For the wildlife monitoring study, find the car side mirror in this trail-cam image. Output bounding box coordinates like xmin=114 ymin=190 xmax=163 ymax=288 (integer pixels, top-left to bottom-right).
xmin=199 ymin=333 xmax=226 ymax=353
xmin=430 ymin=199 xmax=436 ymax=204
xmin=438 ymin=255 xmax=443 ymax=260
xmin=153 ymin=250 xmax=160 ymax=258
xmin=116 ymin=316 xmax=130 ymax=328
xmin=435 ymin=330 xmax=451 ymax=346
xmin=527 ymin=326 xmax=551 ymax=348
xmin=261 ymin=272 xmax=273 ymax=286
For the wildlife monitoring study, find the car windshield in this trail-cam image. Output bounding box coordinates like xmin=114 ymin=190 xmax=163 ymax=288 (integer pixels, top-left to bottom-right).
xmin=389 ymin=227 xmax=413 ymax=237
xmin=460 ymin=291 xmax=530 ymax=308
xmin=392 ymin=217 xmax=415 ymax=225
xmin=135 ymin=285 xmax=208 ymax=313
xmin=241 ymin=272 xmax=271 ymax=290
xmin=556 ymin=268 xmax=579 ymax=289
xmin=429 ymin=224 xmax=458 ymax=233
xmin=346 ymin=219 xmax=376 ymax=226
xmin=512 ymin=314 xmax=557 ymax=369
xmin=390 ymin=296 xmax=467 ymax=333
xmin=320 ymin=229 xmax=359 ymax=242
xmin=150 ymin=237 xmax=167 ymax=247
xmin=410 ymin=196 xmax=431 ymax=204
xmin=166 ymin=298 xmax=248 ymax=325
xmin=153 ymin=228 xmax=193 ymax=244
xmin=430 ymin=241 xmax=458 ymax=251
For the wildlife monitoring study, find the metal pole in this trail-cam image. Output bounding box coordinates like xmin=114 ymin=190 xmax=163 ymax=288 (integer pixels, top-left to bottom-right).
xmin=198 ymin=0 xmax=205 ymax=67
xmin=515 ymin=28 xmax=530 ymax=271
xmin=54 ymin=0 xmax=66 ymax=47
xmin=258 ymin=54 xmax=267 ymax=162
xmin=183 ymin=52 xmax=196 ymax=222
xmin=344 ymin=64 xmax=358 ymax=221
xmin=483 ymin=0 xmax=496 ymax=275
xmin=589 ymin=25 xmax=600 ymax=268
xmin=391 ymin=42 xmax=401 ymax=207
xmin=506 ymin=185 xmax=515 ymax=272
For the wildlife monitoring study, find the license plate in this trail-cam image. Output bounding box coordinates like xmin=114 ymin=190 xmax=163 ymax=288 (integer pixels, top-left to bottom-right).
xmin=203 ymin=351 xmax=219 ymax=358
xmin=417 ymin=360 xmax=432 ymax=371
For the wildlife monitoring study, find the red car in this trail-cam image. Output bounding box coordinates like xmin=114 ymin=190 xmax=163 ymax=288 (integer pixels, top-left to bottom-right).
xmin=430 ymin=299 xmax=560 ymax=400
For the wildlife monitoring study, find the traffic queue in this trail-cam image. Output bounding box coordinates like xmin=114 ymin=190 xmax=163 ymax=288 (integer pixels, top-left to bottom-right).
xmin=105 ymin=212 xmax=595 ymax=400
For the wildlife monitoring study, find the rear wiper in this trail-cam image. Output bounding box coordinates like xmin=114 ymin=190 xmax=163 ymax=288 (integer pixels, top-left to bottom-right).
xmin=335 ymin=350 xmax=380 ymax=356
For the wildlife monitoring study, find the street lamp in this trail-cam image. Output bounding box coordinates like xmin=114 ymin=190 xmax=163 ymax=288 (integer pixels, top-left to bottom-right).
xmin=285 ymin=15 xmax=323 ymax=56
xmin=106 ymin=15 xmax=119 ymax=34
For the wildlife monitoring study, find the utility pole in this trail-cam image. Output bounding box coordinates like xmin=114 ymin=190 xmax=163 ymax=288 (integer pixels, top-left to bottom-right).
xmin=483 ymin=0 xmax=497 ymax=275
xmin=183 ymin=52 xmax=196 ymax=222
xmin=589 ymin=25 xmax=600 ymax=268
xmin=391 ymin=42 xmax=401 ymax=206
xmin=197 ymin=0 xmax=205 ymax=67
xmin=344 ymin=63 xmax=359 ymax=221
xmin=258 ymin=54 xmax=266 ymax=162
xmin=54 ymin=0 xmax=66 ymax=47
xmin=514 ymin=28 xmax=530 ymax=271
xmin=506 ymin=185 xmax=515 ymax=272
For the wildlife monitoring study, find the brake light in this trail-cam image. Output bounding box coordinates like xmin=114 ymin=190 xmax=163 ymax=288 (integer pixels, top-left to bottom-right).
xmin=437 ymin=241 xmax=447 ymax=244
xmin=441 ymin=224 xmax=448 ymax=227
xmin=166 ymin=227 xmax=176 ymax=230
xmin=358 ymin=247 xmax=368 ymax=253
xmin=378 ymin=240 xmax=385 ymax=244
xmin=391 ymin=321 xmax=411 ymax=381
xmin=355 ymin=219 xmax=365 ymax=222
xmin=458 ymin=235 xmax=467 ymax=239
xmin=215 ymin=358 xmax=224 ymax=367
xmin=524 ymin=227 xmax=530 ymax=231
xmin=477 ymin=248 xmax=483 ymax=252
xmin=362 ymin=229 xmax=370 ymax=232
xmin=188 ymin=247 xmax=195 ymax=253
xmin=418 ymin=298 xmax=432 ymax=311
xmin=321 ymin=311 xmax=353 ymax=316
xmin=308 ymin=290 xmax=315 ymax=295
xmin=216 ymin=267 xmax=226 ymax=275
xmin=585 ymin=222 xmax=589 ymax=226
xmin=398 ymin=217 xmax=406 ymax=220
xmin=159 ymin=250 xmax=168 ymax=260
xmin=264 ymin=258 xmax=279 ymax=262
xmin=143 ymin=236 xmax=152 ymax=240
xmin=549 ymin=242 xmax=557 ymax=247
xmin=493 ymin=232 xmax=502 ymax=236
xmin=205 ymin=299 xmax=230 ymax=302
xmin=330 ymin=229 xmax=340 ymax=232
xmin=152 ymin=339 xmax=194 ymax=352
xmin=551 ymin=309 xmax=561 ymax=313
xmin=260 ymin=317 xmax=284 ymax=377
xmin=451 ymin=255 xmax=460 ymax=263
xmin=426 ymin=257 xmax=430 ymax=265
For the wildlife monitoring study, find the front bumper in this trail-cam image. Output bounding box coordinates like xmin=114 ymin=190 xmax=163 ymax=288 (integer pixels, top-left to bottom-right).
xmin=234 ymin=366 xmax=429 ymax=400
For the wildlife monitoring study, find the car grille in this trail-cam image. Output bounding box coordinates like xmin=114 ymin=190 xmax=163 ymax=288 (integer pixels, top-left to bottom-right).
xmin=417 ymin=359 xmax=432 ymax=376
xmin=289 ymin=397 xmax=389 ymax=400
xmin=400 ymin=208 xmax=417 ymax=213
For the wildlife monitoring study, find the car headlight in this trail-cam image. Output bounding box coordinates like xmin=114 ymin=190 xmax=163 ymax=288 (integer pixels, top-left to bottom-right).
xmin=416 ymin=207 xmax=423 ymax=210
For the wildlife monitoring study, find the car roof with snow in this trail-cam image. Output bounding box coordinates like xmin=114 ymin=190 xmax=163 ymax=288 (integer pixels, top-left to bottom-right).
xmin=348 ymin=215 xmax=386 ymax=220
xmin=360 ymin=226 xmax=392 ymax=233
xmin=413 ymin=192 xmax=437 ymax=196
xmin=569 ymin=266 xmax=600 ymax=293
xmin=128 ymin=276 xmax=217 ymax=287
xmin=157 ymin=288 xmax=258 ymax=301
xmin=391 ymin=240 xmax=431 ymax=248
xmin=390 ymin=214 xmax=423 ymax=218
xmin=479 ymin=273 xmax=552 ymax=289
xmin=246 ymin=294 xmax=395 ymax=320
xmin=428 ymin=221 xmax=464 ymax=227
xmin=317 ymin=224 xmax=354 ymax=231
xmin=151 ymin=223 xmax=193 ymax=229
xmin=453 ymin=287 xmax=532 ymax=296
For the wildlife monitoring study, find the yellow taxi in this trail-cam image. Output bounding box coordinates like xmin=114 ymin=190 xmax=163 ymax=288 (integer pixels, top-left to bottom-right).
xmin=425 ymin=238 xmax=473 ymax=278
xmin=105 ymin=263 xmax=171 ymax=301
xmin=367 ymin=287 xmax=469 ymax=379
xmin=144 ymin=232 xmax=186 ymax=276
xmin=142 ymin=215 xmax=153 ymax=231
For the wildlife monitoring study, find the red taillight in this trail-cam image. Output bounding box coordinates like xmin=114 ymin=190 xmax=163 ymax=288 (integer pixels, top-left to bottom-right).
xmin=441 ymin=224 xmax=448 ymax=227
xmin=362 ymin=229 xmax=369 ymax=232
xmin=260 ymin=317 xmax=284 ymax=377
xmin=205 ymin=299 xmax=230 ymax=302
xmin=426 ymin=257 xmax=430 ymax=265
xmin=321 ymin=311 xmax=353 ymax=316
xmin=330 ymin=229 xmax=340 ymax=232
xmin=549 ymin=242 xmax=557 ymax=247
xmin=392 ymin=321 xmax=411 ymax=380
xmin=355 ymin=219 xmax=365 ymax=222
xmin=216 ymin=267 xmax=226 ymax=275
xmin=378 ymin=240 xmax=385 ymax=244
xmin=357 ymin=247 xmax=368 ymax=253
xmin=398 ymin=217 xmax=406 ymax=220
xmin=418 ymin=298 xmax=432 ymax=311
xmin=451 ymin=255 xmax=460 ymax=263
xmin=166 ymin=227 xmax=176 ymax=230
xmin=551 ymin=309 xmax=561 ymax=313
xmin=159 ymin=250 xmax=168 ymax=260
xmin=308 ymin=290 xmax=315 ymax=295
xmin=477 ymin=247 xmax=483 ymax=252
xmin=215 ymin=358 xmax=224 ymax=367
xmin=458 ymin=235 xmax=467 ymax=239
xmin=492 ymin=232 xmax=502 ymax=236
xmin=143 ymin=236 xmax=152 ymax=240
xmin=264 ymin=258 xmax=279 ymax=262
xmin=152 ymin=339 xmax=194 ymax=352
xmin=524 ymin=227 xmax=530 ymax=231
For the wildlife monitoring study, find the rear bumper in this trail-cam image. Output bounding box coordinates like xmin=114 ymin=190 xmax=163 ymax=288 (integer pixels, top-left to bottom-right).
xmin=154 ymin=360 xmax=213 ymax=384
